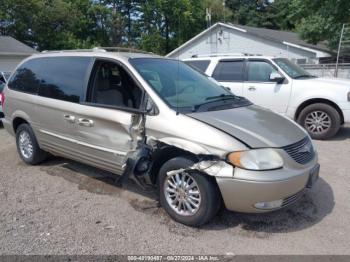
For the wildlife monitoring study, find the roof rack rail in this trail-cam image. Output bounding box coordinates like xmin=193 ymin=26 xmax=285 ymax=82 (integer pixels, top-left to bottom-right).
xmin=98 ymin=47 xmax=152 ymax=54
xmin=41 ymin=47 xmax=152 ymax=54
xmin=190 ymin=53 xmax=263 ymax=58
xmin=41 ymin=48 xmax=102 ymax=53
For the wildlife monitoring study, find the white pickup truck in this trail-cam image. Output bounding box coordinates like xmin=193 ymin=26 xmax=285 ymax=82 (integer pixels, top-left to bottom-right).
xmin=184 ymin=55 xmax=350 ymax=139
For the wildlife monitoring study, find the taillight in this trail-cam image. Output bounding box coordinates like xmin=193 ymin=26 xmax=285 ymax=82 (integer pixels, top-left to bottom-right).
xmin=0 ymin=92 xmax=5 ymax=110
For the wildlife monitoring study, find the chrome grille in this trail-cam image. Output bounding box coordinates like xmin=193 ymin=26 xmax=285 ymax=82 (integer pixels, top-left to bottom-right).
xmin=282 ymin=190 xmax=305 ymax=207
xmin=282 ymin=136 xmax=315 ymax=164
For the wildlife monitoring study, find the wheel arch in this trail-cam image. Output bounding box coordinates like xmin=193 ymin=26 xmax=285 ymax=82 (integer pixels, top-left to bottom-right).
xmin=294 ymin=98 xmax=344 ymax=125
xmin=149 ymin=145 xmax=199 ymax=184
xmin=12 ymin=116 xmax=30 ymax=133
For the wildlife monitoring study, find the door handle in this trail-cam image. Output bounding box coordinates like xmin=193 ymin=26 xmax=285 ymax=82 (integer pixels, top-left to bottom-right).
xmin=248 ymin=86 xmax=256 ymax=91
xmin=63 ymin=114 xmax=75 ymax=123
xmin=78 ymin=118 xmax=94 ymax=127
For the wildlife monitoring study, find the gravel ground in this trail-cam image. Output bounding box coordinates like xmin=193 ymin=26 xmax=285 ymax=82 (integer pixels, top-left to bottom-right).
xmin=0 ymin=123 xmax=349 ymax=255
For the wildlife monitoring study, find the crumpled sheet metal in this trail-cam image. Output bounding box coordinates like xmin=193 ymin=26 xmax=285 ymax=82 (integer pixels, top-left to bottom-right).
xmin=167 ymin=160 xmax=234 ymax=178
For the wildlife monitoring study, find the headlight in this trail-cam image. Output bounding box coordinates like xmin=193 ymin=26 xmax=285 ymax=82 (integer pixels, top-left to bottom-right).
xmin=227 ymin=148 xmax=284 ymax=171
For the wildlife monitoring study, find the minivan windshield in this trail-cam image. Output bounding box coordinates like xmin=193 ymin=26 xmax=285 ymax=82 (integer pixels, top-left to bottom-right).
xmin=130 ymin=58 xmax=251 ymax=112
xmin=273 ymin=58 xmax=316 ymax=79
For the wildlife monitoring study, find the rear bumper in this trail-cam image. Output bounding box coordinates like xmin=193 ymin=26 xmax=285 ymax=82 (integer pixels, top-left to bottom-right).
xmin=216 ymin=163 xmax=317 ymax=213
xmin=2 ymin=118 xmax=14 ymax=136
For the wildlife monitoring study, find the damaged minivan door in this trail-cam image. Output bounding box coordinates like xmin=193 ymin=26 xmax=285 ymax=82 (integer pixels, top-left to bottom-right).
xmin=3 ymin=52 xmax=319 ymax=227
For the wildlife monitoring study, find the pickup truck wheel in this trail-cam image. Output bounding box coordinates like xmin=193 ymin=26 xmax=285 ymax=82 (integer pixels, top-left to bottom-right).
xmin=16 ymin=123 xmax=48 ymax=165
xmin=297 ymin=103 xmax=341 ymax=140
xmin=158 ymin=157 xmax=221 ymax=227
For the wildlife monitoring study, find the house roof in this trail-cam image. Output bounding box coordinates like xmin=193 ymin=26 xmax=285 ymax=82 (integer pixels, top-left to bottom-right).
xmin=167 ymin=22 xmax=331 ymax=57
xmin=231 ymin=23 xmax=330 ymax=52
xmin=0 ymin=36 xmax=38 ymax=55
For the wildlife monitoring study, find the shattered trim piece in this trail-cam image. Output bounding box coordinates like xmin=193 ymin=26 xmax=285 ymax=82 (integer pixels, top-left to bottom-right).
xmin=167 ymin=160 xmax=234 ymax=178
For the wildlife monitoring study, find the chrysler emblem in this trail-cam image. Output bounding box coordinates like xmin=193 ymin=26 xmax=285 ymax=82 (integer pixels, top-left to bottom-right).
xmin=298 ymin=144 xmax=312 ymax=154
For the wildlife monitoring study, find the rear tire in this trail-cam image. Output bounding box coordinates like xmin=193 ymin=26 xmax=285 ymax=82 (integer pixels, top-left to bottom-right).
xmin=158 ymin=157 xmax=221 ymax=227
xmin=16 ymin=123 xmax=48 ymax=165
xmin=297 ymin=103 xmax=341 ymax=140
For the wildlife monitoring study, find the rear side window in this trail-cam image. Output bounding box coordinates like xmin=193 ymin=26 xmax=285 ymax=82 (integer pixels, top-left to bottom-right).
xmin=9 ymin=57 xmax=91 ymax=103
xmin=8 ymin=59 xmax=42 ymax=94
xmin=212 ymin=60 xmax=244 ymax=82
xmin=184 ymin=60 xmax=210 ymax=73
xmin=38 ymin=57 xmax=91 ymax=103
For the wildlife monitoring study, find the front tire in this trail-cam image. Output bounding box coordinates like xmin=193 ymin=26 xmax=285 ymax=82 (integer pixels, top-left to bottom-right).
xmin=158 ymin=157 xmax=221 ymax=227
xmin=16 ymin=123 xmax=48 ymax=165
xmin=297 ymin=103 xmax=341 ymax=140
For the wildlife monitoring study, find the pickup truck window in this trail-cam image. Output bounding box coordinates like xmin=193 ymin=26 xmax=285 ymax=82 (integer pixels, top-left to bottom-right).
xmin=247 ymin=61 xmax=279 ymax=82
xmin=184 ymin=60 xmax=210 ymax=73
xmin=212 ymin=60 xmax=244 ymax=82
xmin=273 ymin=58 xmax=314 ymax=79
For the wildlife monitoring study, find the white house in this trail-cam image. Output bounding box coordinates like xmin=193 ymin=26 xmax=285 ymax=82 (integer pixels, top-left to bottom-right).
xmin=167 ymin=22 xmax=331 ymax=64
xmin=0 ymin=36 xmax=38 ymax=72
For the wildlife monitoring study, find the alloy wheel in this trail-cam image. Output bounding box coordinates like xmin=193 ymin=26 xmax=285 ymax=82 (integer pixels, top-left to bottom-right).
xmin=164 ymin=172 xmax=201 ymax=216
xmin=304 ymin=110 xmax=331 ymax=134
xmin=18 ymin=130 xmax=34 ymax=159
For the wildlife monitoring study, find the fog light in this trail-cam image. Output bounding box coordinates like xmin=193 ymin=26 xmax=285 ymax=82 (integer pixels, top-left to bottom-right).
xmin=254 ymin=199 xmax=283 ymax=210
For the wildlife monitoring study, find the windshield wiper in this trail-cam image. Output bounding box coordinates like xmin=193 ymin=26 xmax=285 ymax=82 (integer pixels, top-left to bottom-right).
xmin=192 ymin=95 xmax=248 ymax=112
xmin=205 ymin=94 xmax=236 ymax=101
xmin=294 ymin=74 xmax=316 ymax=79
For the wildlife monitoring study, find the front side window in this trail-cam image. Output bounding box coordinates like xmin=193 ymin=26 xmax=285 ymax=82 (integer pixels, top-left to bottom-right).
xmin=212 ymin=60 xmax=245 ymax=82
xmin=247 ymin=61 xmax=279 ymax=82
xmin=184 ymin=60 xmax=210 ymax=73
xmin=130 ymin=58 xmax=251 ymax=113
xmin=87 ymin=60 xmax=143 ymax=109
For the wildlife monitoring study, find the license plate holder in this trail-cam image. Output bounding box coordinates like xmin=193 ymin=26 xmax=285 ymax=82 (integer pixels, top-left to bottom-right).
xmin=307 ymin=164 xmax=320 ymax=188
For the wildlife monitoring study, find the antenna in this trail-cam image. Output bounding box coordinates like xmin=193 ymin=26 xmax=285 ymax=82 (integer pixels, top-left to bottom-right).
xmin=176 ymin=7 xmax=181 ymax=116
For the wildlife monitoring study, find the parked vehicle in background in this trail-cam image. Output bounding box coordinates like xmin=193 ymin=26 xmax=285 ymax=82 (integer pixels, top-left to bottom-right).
xmin=2 ymin=49 xmax=319 ymax=226
xmin=184 ymin=54 xmax=350 ymax=140
xmin=0 ymin=71 xmax=11 ymax=118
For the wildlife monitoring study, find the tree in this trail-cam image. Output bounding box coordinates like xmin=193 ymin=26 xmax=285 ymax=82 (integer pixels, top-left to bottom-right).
xmin=225 ymin=0 xmax=271 ymax=27
xmin=137 ymin=0 xmax=206 ymax=55
xmin=0 ymin=0 xmax=109 ymax=50
xmin=291 ymin=0 xmax=350 ymax=50
xmin=4 ymin=0 xmax=344 ymax=54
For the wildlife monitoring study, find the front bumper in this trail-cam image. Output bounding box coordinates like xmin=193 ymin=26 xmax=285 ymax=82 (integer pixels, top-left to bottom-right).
xmin=216 ymin=161 xmax=318 ymax=213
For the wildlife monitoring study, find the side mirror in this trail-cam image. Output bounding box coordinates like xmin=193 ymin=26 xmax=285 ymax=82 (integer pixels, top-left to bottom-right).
xmin=269 ymin=72 xmax=285 ymax=84
xmin=145 ymin=96 xmax=158 ymax=115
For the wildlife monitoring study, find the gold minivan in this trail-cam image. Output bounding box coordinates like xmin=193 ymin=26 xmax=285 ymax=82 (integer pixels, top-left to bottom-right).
xmin=1 ymin=49 xmax=319 ymax=226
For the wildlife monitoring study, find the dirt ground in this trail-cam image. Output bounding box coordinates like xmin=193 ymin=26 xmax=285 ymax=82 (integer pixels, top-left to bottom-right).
xmin=0 ymin=123 xmax=349 ymax=255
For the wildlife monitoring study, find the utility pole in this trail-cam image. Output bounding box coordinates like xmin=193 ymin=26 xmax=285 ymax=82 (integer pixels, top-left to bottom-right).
xmin=335 ymin=24 xmax=345 ymax=77
xmin=206 ymin=7 xmax=212 ymax=28
xmin=223 ymin=0 xmax=226 ymax=23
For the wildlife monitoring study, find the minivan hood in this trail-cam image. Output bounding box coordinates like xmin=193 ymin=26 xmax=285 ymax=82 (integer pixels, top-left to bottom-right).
xmin=188 ymin=105 xmax=307 ymax=148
